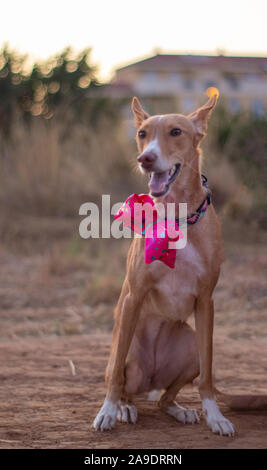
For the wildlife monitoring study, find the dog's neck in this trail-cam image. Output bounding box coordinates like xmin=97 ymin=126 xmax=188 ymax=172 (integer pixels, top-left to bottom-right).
xmin=155 ymin=147 xmax=206 ymax=218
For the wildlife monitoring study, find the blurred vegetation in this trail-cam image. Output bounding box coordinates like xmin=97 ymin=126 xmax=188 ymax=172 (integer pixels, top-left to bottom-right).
xmin=205 ymin=106 xmax=267 ymax=228
xmin=0 ymin=44 xmax=266 ymax=244
xmin=0 ymin=44 xmax=120 ymax=136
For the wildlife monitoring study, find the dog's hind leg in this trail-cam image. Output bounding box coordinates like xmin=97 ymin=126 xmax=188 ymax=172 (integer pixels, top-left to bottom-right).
xmin=155 ymin=323 xmax=200 ymax=424
xmin=158 ymin=368 xmax=200 ymax=424
xmin=117 ymin=399 xmax=138 ymax=424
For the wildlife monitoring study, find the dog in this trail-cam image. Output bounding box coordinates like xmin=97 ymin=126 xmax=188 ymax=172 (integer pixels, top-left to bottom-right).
xmin=93 ymin=95 xmax=267 ymax=436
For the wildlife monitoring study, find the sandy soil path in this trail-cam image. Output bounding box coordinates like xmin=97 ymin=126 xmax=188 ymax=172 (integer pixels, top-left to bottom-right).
xmin=0 ymin=333 xmax=266 ymax=449
xmin=0 ymin=243 xmax=266 ymax=448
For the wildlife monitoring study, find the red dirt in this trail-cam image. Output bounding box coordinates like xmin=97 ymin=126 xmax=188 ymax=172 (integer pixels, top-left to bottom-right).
xmin=0 ymin=334 xmax=266 ymax=449
xmin=0 ymin=243 xmax=266 ymax=449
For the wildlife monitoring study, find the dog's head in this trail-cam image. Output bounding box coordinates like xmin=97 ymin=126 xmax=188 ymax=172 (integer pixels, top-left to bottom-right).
xmin=132 ymin=95 xmax=217 ymax=198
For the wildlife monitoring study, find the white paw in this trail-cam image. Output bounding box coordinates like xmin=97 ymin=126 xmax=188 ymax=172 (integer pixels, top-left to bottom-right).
xmin=203 ymin=398 xmax=235 ymax=437
xmin=117 ymin=403 xmax=138 ymax=424
xmin=167 ymin=405 xmax=200 ymax=424
xmin=207 ymin=416 xmax=235 ymax=436
xmin=93 ymin=399 xmax=118 ymax=431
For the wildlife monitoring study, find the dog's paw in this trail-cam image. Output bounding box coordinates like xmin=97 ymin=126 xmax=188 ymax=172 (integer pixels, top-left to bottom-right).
xmin=206 ymin=416 xmax=235 ymax=437
xmin=202 ymin=398 xmax=235 ymax=437
xmin=93 ymin=399 xmax=118 ymax=431
xmin=167 ymin=405 xmax=200 ymax=424
xmin=117 ymin=403 xmax=138 ymax=424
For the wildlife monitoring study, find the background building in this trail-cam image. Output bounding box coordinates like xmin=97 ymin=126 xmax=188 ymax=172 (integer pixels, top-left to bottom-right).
xmin=97 ymin=53 xmax=267 ymax=119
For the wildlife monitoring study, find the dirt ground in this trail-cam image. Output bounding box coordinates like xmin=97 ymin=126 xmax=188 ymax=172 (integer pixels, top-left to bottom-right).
xmin=0 ymin=242 xmax=266 ymax=449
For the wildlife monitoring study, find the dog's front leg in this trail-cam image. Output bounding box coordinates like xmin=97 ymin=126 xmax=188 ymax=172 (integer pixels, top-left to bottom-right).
xmin=195 ymin=295 xmax=235 ymax=436
xmin=93 ymin=289 xmax=144 ymax=431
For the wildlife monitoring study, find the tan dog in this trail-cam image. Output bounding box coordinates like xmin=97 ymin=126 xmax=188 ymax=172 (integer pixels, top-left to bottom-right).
xmin=93 ymin=95 xmax=267 ymax=436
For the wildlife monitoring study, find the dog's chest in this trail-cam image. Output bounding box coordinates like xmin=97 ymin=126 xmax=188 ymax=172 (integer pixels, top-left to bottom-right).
xmin=147 ymin=242 xmax=205 ymax=321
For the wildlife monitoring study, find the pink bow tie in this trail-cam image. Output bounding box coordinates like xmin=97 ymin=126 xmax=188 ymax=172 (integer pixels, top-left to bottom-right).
xmin=114 ymin=193 xmax=183 ymax=268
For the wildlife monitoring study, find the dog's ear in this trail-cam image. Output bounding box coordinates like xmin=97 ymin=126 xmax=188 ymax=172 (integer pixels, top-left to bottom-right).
xmin=188 ymin=94 xmax=218 ymax=145
xmin=131 ymin=97 xmax=150 ymax=128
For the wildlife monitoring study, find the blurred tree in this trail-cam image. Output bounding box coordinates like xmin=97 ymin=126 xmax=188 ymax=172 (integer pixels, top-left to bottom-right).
xmin=0 ymin=45 xmax=119 ymax=136
xmin=36 ymin=47 xmax=98 ymax=118
xmin=0 ymin=45 xmax=29 ymax=135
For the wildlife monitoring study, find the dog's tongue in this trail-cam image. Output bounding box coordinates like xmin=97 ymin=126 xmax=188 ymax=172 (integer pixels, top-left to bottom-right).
xmin=149 ymin=171 xmax=169 ymax=194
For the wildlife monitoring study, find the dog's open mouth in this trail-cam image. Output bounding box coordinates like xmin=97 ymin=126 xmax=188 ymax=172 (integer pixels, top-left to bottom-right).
xmin=148 ymin=163 xmax=181 ymax=197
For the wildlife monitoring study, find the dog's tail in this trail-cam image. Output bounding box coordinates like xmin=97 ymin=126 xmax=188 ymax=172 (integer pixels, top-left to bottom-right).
xmin=215 ymin=388 xmax=267 ymax=410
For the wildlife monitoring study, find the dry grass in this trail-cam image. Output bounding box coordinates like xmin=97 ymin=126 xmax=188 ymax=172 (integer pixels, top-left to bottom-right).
xmin=0 ymin=239 xmax=266 ymax=340
xmin=0 ymin=112 xmax=253 ymax=223
xmin=203 ymin=151 xmax=253 ymax=215
xmin=0 ymin=116 xmax=145 ymax=218
xmin=0 ymin=111 xmax=257 ymax=263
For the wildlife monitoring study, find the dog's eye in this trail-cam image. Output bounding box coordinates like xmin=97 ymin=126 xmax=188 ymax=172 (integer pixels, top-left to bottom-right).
xmin=138 ymin=129 xmax=147 ymax=138
xmin=170 ymin=128 xmax=182 ymax=137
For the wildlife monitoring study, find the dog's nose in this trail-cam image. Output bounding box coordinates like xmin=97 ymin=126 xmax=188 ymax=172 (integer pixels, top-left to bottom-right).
xmin=137 ymin=152 xmax=157 ymax=170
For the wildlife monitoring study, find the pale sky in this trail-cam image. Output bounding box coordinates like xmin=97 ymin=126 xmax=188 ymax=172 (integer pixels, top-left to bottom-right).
xmin=1 ymin=0 xmax=266 ymax=81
